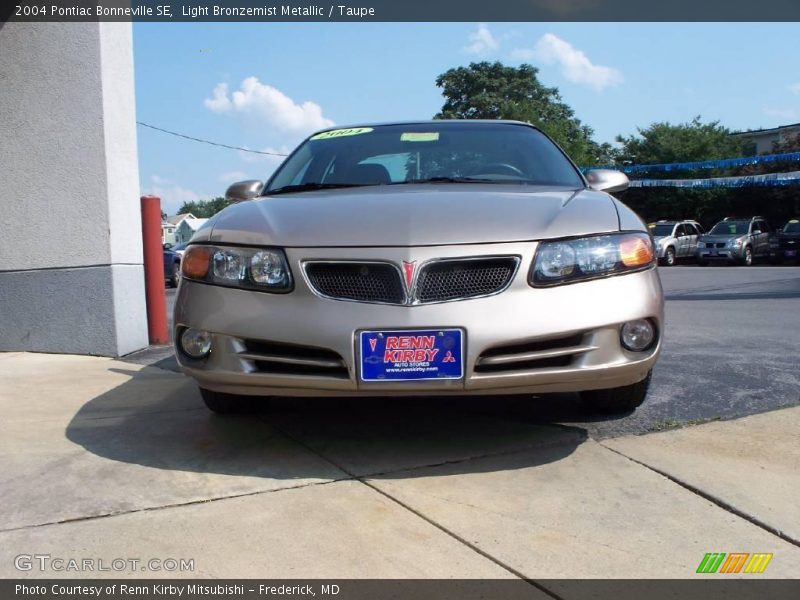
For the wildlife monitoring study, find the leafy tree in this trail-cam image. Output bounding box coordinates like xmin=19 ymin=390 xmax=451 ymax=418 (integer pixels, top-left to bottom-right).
xmin=176 ymin=197 xmax=230 ymax=218
xmin=434 ymin=62 xmax=614 ymax=166
xmin=614 ymin=117 xmax=740 ymax=166
xmin=614 ymin=118 xmax=800 ymax=227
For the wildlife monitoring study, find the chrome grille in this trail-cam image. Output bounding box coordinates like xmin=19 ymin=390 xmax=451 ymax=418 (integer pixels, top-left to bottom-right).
xmin=415 ymin=258 xmax=518 ymax=303
xmin=305 ymin=262 xmax=405 ymax=304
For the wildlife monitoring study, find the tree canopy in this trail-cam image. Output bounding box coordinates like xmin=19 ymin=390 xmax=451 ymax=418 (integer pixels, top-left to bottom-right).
xmin=434 ymin=62 xmax=613 ymax=166
xmin=176 ymin=197 xmax=230 ymax=218
xmin=614 ymin=117 xmax=741 ymax=166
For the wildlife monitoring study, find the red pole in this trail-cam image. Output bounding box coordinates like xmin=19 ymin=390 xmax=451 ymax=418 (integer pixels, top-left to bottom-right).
xmin=141 ymin=195 xmax=169 ymax=345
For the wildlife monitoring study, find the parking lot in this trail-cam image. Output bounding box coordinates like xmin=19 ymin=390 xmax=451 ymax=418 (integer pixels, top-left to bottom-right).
xmin=1 ymin=265 xmax=798 ymax=581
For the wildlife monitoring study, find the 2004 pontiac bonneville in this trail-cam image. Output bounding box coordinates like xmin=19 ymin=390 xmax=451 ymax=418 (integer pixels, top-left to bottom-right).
xmin=174 ymin=121 xmax=663 ymax=414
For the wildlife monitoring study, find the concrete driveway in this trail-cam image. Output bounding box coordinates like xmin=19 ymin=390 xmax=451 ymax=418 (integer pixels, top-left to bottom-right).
xmin=1 ymin=351 xmax=798 ymax=584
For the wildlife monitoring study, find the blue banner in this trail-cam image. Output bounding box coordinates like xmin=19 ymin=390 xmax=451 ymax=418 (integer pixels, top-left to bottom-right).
xmin=584 ymin=151 xmax=800 ymax=174
xmin=628 ymin=171 xmax=800 ymax=188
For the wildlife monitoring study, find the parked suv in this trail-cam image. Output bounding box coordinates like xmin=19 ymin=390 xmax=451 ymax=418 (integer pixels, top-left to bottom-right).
xmin=648 ymin=220 xmax=704 ymax=266
xmin=769 ymin=219 xmax=800 ymax=264
xmin=697 ymin=217 xmax=771 ymax=266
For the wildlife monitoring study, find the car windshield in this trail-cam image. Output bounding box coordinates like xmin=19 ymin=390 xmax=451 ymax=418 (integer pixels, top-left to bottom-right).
xmin=649 ymin=224 xmax=675 ymax=236
xmin=709 ymin=221 xmax=749 ymax=235
xmin=783 ymin=222 xmax=800 ymax=234
xmin=265 ymin=122 xmax=584 ymax=194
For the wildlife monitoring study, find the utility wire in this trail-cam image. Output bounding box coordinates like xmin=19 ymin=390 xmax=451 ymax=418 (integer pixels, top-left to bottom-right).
xmin=136 ymin=121 xmax=289 ymax=157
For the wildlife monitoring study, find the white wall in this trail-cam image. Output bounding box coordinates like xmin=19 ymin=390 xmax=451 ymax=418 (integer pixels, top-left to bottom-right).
xmin=0 ymin=22 xmax=148 ymax=356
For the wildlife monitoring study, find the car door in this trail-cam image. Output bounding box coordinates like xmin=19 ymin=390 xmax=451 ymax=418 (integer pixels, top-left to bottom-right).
xmin=758 ymin=221 xmax=771 ymax=255
xmin=751 ymin=221 xmax=766 ymax=255
xmin=684 ymin=223 xmax=699 ymax=256
xmin=674 ymin=224 xmax=688 ymax=257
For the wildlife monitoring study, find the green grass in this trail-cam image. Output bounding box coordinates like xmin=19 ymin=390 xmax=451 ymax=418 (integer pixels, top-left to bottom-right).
xmin=648 ymin=416 xmax=722 ymax=432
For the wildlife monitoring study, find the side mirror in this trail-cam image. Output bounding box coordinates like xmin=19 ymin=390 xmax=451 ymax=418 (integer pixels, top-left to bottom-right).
xmin=225 ymin=180 xmax=264 ymax=202
xmin=753 ymin=229 xmax=761 ymax=235
xmin=584 ymin=169 xmax=630 ymax=194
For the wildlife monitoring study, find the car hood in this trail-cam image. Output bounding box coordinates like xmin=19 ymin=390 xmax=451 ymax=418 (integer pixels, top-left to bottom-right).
xmin=701 ymin=234 xmax=746 ymax=243
xmin=204 ymin=185 xmax=623 ymax=247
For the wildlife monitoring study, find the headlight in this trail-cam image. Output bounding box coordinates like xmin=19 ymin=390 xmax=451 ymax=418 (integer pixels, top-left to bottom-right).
xmin=182 ymin=245 xmax=292 ymax=292
xmin=530 ymin=232 xmax=654 ymax=287
xmin=697 ymin=241 xmax=706 ymax=249
xmin=728 ymin=238 xmax=743 ymax=248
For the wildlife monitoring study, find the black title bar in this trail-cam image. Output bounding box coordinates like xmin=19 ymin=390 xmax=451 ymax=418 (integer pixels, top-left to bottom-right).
xmin=4 ymin=0 xmax=800 ymax=22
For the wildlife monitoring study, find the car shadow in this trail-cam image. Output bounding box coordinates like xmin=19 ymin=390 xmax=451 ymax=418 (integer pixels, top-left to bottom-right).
xmin=64 ymin=366 xmax=591 ymax=482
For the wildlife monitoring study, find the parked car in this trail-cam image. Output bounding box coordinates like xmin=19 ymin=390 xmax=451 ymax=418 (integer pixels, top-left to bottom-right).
xmin=170 ymin=241 xmax=188 ymax=258
xmin=696 ymin=217 xmax=771 ymax=266
xmin=174 ymin=120 xmax=663 ymax=415
xmin=163 ymin=248 xmax=181 ymax=288
xmin=648 ymin=220 xmax=704 ymax=266
xmin=769 ymin=219 xmax=800 ymax=263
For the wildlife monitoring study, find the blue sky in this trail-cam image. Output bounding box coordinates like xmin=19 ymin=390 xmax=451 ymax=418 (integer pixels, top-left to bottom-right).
xmin=134 ymin=22 xmax=800 ymax=214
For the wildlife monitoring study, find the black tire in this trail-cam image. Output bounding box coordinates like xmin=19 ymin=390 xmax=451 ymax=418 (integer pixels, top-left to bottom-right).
xmin=199 ymin=387 xmax=258 ymax=414
xmin=580 ymin=371 xmax=652 ymax=414
xmin=660 ymin=247 xmax=676 ymax=266
xmin=169 ymin=261 xmax=181 ymax=287
xmin=742 ymin=246 xmax=753 ymax=266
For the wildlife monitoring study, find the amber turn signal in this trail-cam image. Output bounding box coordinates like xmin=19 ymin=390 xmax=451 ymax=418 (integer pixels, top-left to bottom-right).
xmin=182 ymin=246 xmax=212 ymax=279
xmin=619 ymin=234 xmax=654 ymax=267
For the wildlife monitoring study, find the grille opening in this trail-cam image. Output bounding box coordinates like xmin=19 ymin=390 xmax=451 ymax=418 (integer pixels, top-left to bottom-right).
xmin=475 ymin=355 xmax=573 ymax=373
xmin=251 ymin=360 xmax=348 ymax=377
xmin=475 ymin=332 xmax=586 ymax=373
xmin=305 ymin=262 xmax=405 ymax=304
xmin=479 ymin=333 xmax=585 ymax=358
xmin=242 ymin=339 xmax=349 ymax=378
xmin=415 ymin=257 xmax=517 ymax=303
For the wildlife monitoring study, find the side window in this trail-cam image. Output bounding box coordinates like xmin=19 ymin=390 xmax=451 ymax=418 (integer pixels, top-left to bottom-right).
xmin=675 ymin=224 xmax=686 ymax=237
xmin=760 ymin=221 xmax=770 ymax=233
xmin=684 ymin=224 xmax=696 ymax=236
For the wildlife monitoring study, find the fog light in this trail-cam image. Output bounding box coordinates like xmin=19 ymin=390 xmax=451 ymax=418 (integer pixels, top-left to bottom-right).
xmin=620 ymin=319 xmax=655 ymax=352
xmin=180 ymin=328 xmax=212 ymax=359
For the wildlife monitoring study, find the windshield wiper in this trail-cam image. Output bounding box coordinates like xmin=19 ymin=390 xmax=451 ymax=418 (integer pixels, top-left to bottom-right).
xmin=265 ymin=182 xmax=372 ymax=195
xmin=403 ymin=176 xmax=497 ymax=184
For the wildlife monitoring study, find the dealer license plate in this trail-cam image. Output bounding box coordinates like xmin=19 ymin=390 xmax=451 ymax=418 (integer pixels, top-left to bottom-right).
xmin=359 ymin=329 xmax=463 ymax=381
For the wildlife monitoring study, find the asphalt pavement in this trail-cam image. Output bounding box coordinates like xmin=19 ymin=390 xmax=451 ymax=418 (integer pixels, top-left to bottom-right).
xmin=136 ymin=265 xmax=800 ymax=439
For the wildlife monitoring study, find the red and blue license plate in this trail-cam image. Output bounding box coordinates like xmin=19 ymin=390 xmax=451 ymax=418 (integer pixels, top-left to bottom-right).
xmin=359 ymin=329 xmax=463 ymax=381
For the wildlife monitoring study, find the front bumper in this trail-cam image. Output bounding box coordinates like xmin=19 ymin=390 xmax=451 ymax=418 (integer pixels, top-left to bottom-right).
xmin=697 ymin=246 xmax=741 ymax=261
xmin=174 ymin=243 xmax=664 ymax=397
xmin=769 ymin=248 xmax=799 ymax=261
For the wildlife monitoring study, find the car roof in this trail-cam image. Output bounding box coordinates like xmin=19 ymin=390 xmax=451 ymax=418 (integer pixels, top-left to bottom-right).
xmin=309 ymin=120 xmax=538 ymax=135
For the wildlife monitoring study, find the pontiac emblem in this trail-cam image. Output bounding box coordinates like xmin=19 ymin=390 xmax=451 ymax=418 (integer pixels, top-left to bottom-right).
xmin=402 ymin=261 xmax=416 ymax=289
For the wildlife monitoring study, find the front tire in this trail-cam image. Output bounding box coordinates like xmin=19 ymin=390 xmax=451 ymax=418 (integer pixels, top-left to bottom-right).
xmin=200 ymin=388 xmax=257 ymax=414
xmin=660 ymin=247 xmax=676 ymax=266
xmin=169 ymin=261 xmax=181 ymax=287
xmin=580 ymin=371 xmax=652 ymax=414
xmin=742 ymin=246 xmax=753 ymax=266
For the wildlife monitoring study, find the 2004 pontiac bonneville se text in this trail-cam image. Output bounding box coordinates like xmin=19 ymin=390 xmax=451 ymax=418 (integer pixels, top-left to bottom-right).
xmin=173 ymin=121 xmax=664 ymax=414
